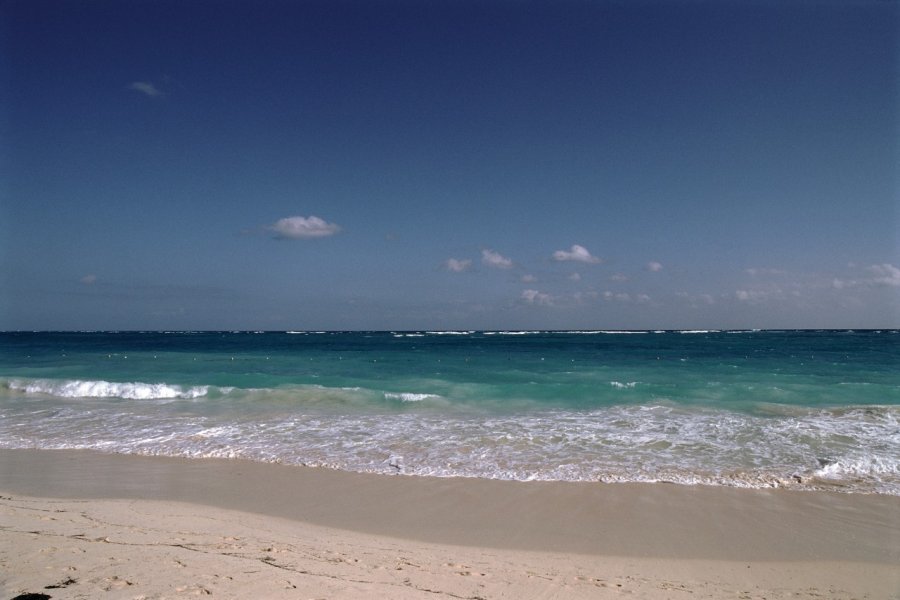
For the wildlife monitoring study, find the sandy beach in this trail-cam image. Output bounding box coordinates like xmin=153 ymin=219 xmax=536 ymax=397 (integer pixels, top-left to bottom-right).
xmin=1 ymin=449 xmax=898 ymax=599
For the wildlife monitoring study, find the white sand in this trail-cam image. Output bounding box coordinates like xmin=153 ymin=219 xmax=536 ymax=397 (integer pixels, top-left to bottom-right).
xmin=1 ymin=449 xmax=898 ymax=599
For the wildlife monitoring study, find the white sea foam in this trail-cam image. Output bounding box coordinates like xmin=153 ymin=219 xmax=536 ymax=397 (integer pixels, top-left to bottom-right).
xmin=384 ymin=392 xmax=440 ymax=402
xmin=425 ymin=331 xmax=474 ymax=335
xmin=489 ymin=331 xmax=544 ymax=335
xmin=191 ymin=425 xmax=243 ymax=439
xmin=6 ymin=378 xmax=210 ymax=400
xmin=610 ymin=381 xmax=638 ymax=389
xmin=814 ymin=455 xmax=900 ymax=481
xmin=3 ymin=375 xmax=898 ymax=494
xmin=600 ymin=330 xmax=649 ymax=334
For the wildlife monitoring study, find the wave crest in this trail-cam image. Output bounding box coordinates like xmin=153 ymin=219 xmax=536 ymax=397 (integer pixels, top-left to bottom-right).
xmin=5 ymin=378 xmax=210 ymax=400
xmin=384 ymin=392 xmax=440 ymax=402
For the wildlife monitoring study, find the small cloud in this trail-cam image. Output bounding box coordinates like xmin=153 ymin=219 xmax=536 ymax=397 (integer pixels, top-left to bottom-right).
xmin=866 ymin=263 xmax=900 ymax=287
xmin=602 ymin=291 xmax=631 ymax=302
xmin=270 ymin=215 xmax=341 ymax=239
xmin=482 ymin=249 xmax=513 ymax=269
xmin=735 ymin=289 xmax=776 ymax=303
xmin=521 ymin=289 xmax=553 ymax=306
xmin=552 ymin=244 xmax=601 ymax=264
xmin=647 ymin=261 xmax=663 ymax=272
xmin=80 ymin=274 xmax=97 ymax=285
xmin=568 ymin=272 xmax=582 ymax=281
xmin=128 ymin=81 xmax=164 ymax=97
xmin=521 ymin=274 xmax=537 ymax=283
xmin=830 ymin=263 xmax=899 ymax=290
xmin=444 ymin=258 xmax=472 ymax=272
xmin=636 ymin=293 xmax=651 ymax=303
xmin=610 ymin=273 xmax=628 ymax=282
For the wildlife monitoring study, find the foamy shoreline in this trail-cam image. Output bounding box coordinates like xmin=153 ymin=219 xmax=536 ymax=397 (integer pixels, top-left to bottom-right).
xmin=1 ymin=449 xmax=898 ymax=599
xmin=5 ymin=376 xmax=897 ymax=493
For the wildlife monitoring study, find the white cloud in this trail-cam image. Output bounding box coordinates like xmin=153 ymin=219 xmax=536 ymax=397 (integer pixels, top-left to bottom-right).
xmin=568 ymin=272 xmax=582 ymax=281
xmin=482 ymin=249 xmax=513 ymax=269
xmin=735 ymin=289 xmax=779 ymax=303
xmin=602 ymin=291 xmax=631 ymax=302
xmin=444 ymin=258 xmax=472 ymax=272
xmin=521 ymin=289 xmax=553 ymax=306
xmin=647 ymin=261 xmax=663 ymax=272
xmin=552 ymin=244 xmax=601 ymax=264
xmin=830 ymin=263 xmax=900 ymax=290
xmin=610 ymin=273 xmax=628 ymax=282
xmin=128 ymin=81 xmax=163 ymax=97
xmin=521 ymin=274 xmax=537 ymax=283
xmin=866 ymin=263 xmax=900 ymax=287
xmin=270 ymin=215 xmax=341 ymax=239
xmin=636 ymin=293 xmax=651 ymax=303
xmin=80 ymin=274 xmax=97 ymax=285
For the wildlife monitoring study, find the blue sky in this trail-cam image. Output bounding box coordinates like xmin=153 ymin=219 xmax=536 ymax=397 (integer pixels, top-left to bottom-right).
xmin=2 ymin=0 xmax=898 ymax=330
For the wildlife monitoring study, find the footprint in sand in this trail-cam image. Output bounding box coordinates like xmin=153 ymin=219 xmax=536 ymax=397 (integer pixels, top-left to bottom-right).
xmin=175 ymin=583 xmax=212 ymax=595
xmin=442 ymin=562 xmax=488 ymax=577
xmin=101 ymin=575 xmax=134 ymax=591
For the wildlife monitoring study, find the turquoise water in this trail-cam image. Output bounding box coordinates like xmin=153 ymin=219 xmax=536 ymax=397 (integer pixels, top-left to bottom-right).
xmin=1 ymin=330 xmax=898 ymax=493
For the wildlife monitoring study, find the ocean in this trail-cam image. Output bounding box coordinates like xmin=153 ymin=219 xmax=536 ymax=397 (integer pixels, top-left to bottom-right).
xmin=1 ymin=330 xmax=897 ymax=494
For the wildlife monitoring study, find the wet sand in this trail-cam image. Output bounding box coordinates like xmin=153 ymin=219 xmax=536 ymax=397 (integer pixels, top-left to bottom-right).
xmin=1 ymin=449 xmax=897 ymax=599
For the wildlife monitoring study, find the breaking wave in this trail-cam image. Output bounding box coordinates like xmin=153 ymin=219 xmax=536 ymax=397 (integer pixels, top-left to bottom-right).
xmin=2 ymin=379 xmax=898 ymax=494
xmin=4 ymin=378 xmax=212 ymax=400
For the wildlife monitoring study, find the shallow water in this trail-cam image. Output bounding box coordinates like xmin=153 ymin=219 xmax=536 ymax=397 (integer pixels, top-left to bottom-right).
xmin=1 ymin=330 xmax=897 ymax=493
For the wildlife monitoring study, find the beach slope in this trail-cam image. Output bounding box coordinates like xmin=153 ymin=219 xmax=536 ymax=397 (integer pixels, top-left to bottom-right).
xmin=1 ymin=449 xmax=897 ymax=599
